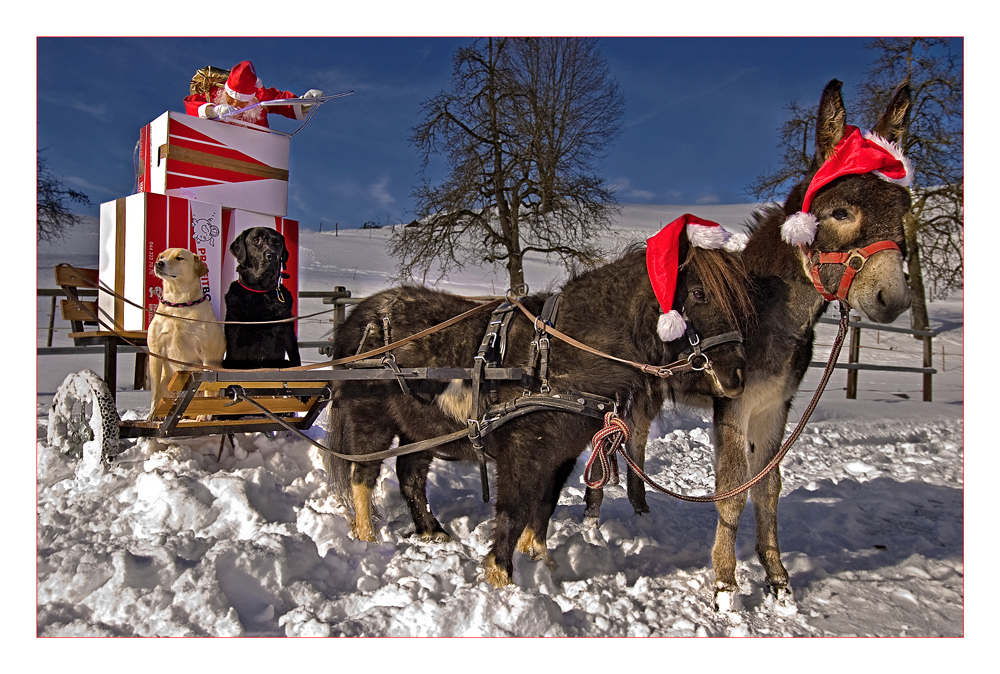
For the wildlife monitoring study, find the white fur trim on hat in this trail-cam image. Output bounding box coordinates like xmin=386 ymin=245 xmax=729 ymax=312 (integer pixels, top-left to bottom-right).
xmin=723 ymin=231 xmax=749 ymax=252
xmin=657 ymin=310 xmax=687 ymax=342
xmin=862 ymin=130 xmax=914 ymax=187
xmin=224 ymin=78 xmax=263 ymax=102
xmin=686 ymin=223 xmax=730 ymax=249
xmin=781 ymin=212 xmax=818 ymax=245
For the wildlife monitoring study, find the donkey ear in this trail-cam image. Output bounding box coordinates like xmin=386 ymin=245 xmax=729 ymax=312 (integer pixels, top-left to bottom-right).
xmin=229 ymin=229 xmax=249 ymax=265
xmin=871 ymin=80 xmax=912 ymax=145
xmin=815 ymin=79 xmax=847 ymax=164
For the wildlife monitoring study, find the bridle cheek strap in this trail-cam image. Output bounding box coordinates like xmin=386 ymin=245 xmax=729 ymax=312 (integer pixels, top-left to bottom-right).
xmin=809 ymin=240 xmax=901 ymax=302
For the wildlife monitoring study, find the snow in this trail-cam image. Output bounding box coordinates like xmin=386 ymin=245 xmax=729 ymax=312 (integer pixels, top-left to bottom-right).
xmin=34 ymin=204 xmax=966 ymax=652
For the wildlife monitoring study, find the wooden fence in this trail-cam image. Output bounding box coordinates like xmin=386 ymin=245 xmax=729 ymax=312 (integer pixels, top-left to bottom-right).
xmin=38 ymin=287 xmax=939 ymax=401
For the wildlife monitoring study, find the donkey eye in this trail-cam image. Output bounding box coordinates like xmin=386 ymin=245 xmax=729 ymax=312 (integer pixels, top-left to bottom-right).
xmin=831 ymin=208 xmax=850 ymax=221
xmin=691 ymin=289 xmax=707 ymax=302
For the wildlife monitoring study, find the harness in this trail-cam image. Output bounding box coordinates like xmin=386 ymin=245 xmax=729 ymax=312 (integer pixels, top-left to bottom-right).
xmin=374 ymin=292 xmax=741 ymax=502
xmin=805 ymin=240 xmax=902 ymax=303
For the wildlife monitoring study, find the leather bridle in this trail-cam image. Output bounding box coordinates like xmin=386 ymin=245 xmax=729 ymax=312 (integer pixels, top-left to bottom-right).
xmin=804 ymin=240 xmax=902 ymax=303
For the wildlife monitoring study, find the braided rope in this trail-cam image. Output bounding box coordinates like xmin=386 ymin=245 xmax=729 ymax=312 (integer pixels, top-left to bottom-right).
xmin=606 ymin=302 xmax=851 ymax=504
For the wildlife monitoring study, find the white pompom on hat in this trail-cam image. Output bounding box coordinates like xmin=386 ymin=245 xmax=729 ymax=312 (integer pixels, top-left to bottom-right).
xmin=782 ymin=125 xmax=913 ymax=246
xmin=224 ymin=61 xmax=264 ymax=102
xmin=646 ymin=214 xmax=731 ymax=342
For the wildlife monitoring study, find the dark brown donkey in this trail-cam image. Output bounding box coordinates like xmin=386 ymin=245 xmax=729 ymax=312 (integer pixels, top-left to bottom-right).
xmin=324 ymin=223 xmax=753 ymax=588
xmin=588 ymin=79 xmax=914 ymax=611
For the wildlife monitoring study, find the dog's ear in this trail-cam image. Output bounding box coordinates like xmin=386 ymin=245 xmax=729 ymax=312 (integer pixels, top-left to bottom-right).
xmin=279 ymin=232 xmax=289 ymax=269
xmin=194 ymin=257 xmax=209 ymax=278
xmin=229 ymin=229 xmax=250 ymax=266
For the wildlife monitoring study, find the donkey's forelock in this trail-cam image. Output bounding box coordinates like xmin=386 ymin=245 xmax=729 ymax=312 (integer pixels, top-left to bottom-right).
xmin=683 ymin=245 xmax=756 ymax=331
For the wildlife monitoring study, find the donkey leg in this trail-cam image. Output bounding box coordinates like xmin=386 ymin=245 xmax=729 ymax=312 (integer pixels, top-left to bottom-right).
xmin=711 ymin=397 xmax=751 ymax=609
xmin=747 ymin=404 xmax=794 ymax=596
xmin=625 ymin=427 xmax=651 ymax=515
xmin=518 ymin=456 xmax=576 ymax=568
xmin=349 ymin=461 xmax=382 ymax=542
xmin=483 ymin=449 xmax=552 ymax=588
xmin=396 ymin=450 xmax=451 ymax=542
xmin=583 ymin=486 xmax=604 ymax=520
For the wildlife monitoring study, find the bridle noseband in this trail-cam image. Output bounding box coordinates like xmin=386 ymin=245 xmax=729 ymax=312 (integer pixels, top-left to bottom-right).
xmin=804 ymin=240 xmax=902 ymax=303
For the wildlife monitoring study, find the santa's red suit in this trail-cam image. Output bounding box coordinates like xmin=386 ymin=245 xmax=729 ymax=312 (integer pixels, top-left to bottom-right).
xmin=183 ymin=61 xmax=322 ymax=129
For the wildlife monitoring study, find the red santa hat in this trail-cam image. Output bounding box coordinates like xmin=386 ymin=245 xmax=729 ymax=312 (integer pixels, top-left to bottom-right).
xmin=782 ymin=125 xmax=914 ymax=246
xmin=646 ymin=214 xmax=731 ymax=342
xmin=224 ymin=61 xmax=264 ymax=102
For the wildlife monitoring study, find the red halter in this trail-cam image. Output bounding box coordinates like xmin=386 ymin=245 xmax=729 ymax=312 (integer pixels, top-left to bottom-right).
xmin=807 ymin=240 xmax=902 ymax=303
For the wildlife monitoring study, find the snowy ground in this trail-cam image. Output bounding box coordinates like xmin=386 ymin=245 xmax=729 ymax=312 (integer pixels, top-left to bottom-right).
xmin=34 ymin=205 xmax=966 ymax=648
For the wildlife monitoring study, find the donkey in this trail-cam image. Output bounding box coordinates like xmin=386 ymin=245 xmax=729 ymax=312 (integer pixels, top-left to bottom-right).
xmin=585 ymin=79 xmax=914 ymax=611
xmin=324 ymin=222 xmax=753 ymax=588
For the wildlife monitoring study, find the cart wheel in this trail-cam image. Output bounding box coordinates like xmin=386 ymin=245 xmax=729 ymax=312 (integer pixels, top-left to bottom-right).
xmin=47 ymin=369 xmax=121 ymax=463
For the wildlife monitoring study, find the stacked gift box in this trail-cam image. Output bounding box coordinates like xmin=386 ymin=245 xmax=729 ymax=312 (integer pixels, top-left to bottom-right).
xmin=99 ymin=111 xmax=299 ymax=332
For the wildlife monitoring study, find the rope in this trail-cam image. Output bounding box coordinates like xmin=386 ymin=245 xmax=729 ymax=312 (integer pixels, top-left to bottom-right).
xmin=599 ymin=302 xmax=852 ymax=504
xmin=583 ymin=412 xmax=632 ymax=488
xmin=57 ymin=264 xmax=338 ymax=327
xmin=58 ymin=267 xmax=503 ymax=374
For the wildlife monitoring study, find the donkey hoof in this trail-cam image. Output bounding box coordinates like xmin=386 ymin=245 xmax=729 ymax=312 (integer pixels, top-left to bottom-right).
xmin=350 ymin=519 xmax=377 ymax=543
xmin=415 ymin=530 xmax=452 ymax=543
xmin=481 ymin=553 xmax=513 ymax=589
xmin=765 ymin=585 xmax=797 ymax=615
xmin=713 ymin=584 xmax=743 ymax=613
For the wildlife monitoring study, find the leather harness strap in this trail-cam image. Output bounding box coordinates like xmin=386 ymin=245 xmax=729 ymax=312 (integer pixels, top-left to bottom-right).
xmin=809 ymin=240 xmax=901 ymax=302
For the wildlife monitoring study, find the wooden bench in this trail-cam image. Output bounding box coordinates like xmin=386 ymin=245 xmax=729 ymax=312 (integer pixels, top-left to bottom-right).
xmin=54 ymin=265 xmax=148 ymax=395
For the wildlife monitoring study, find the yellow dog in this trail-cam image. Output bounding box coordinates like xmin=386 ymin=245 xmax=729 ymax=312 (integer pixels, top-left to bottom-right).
xmin=146 ymin=248 xmax=225 ymax=418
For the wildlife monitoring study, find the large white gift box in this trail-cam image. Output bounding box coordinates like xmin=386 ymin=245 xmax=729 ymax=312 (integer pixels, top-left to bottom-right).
xmin=98 ymin=192 xmax=225 ymax=331
xmin=137 ymin=111 xmax=290 ymax=217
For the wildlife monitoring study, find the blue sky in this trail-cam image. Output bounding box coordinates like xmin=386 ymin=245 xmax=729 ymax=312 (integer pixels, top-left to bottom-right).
xmin=36 ymin=36 xmax=962 ymax=231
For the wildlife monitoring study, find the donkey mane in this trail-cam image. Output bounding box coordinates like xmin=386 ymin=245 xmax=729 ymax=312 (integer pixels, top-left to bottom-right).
xmin=681 ymin=244 xmax=756 ymax=332
xmin=562 ymin=238 xmax=755 ymax=334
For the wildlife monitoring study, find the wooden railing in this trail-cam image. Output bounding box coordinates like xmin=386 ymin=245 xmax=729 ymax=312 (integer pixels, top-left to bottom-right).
xmin=38 ymin=287 xmax=940 ymax=401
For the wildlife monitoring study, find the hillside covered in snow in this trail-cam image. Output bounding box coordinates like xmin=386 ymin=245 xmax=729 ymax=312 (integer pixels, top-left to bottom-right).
xmin=35 ymin=204 xmax=964 ymax=644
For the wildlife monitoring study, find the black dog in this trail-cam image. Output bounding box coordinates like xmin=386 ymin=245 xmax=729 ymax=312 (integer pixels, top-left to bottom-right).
xmin=223 ymin=227 xmax=301 ymax=369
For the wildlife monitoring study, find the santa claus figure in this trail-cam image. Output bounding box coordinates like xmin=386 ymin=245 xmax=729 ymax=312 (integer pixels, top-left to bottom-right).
xmin=183 ymin=60 xmax=323 ymax=129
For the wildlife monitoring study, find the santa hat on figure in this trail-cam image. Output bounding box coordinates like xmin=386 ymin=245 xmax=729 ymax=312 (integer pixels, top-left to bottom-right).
xmin=781 ymin=125 xmax=914 ymax=246
xmin=647 ymin=214 xmax=731 ymax=342
xmin=224 ymin=61 xmax=264 ymax=103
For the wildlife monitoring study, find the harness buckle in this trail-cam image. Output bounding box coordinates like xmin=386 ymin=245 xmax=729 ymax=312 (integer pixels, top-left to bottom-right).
xmin=845 ymin=250 xmax=869 ymax=271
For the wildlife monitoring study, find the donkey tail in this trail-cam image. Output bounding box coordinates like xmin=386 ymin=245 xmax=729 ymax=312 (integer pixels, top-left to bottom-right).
xmin=323 ymin=402 xmax=357 ymax=517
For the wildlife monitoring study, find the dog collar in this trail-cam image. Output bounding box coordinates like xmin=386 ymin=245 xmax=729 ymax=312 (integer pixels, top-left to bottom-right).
xmin=160 ymin=293 xmax=210 ymax=308
xmin=239 ymin=279 xmax=287 ymax=303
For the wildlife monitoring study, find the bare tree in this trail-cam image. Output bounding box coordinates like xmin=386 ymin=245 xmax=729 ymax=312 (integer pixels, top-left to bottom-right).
xmin=745 ymin=100 xmax=817 ymax=202
xmin=395 ymin=37 xmax=624 ymax=289
xmin=747 ymin=38 xmax=963 ymax=333
xmin=37 ymin=150 xmax=91 ymax=243
xmin=858 ymin=38 xmax=963 ymax=333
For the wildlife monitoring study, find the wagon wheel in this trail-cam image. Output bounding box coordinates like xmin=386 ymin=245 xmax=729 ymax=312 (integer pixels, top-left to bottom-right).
xmin=47 ymin=369 xmax=121 ymax=464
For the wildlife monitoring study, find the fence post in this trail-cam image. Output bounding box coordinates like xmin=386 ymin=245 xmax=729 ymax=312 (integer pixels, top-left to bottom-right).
xmin=47 ymin=296 xmax=57 ymax=347
xmin=923 ymin=333 xmax=933 ymax=402
xmin=846 ymin=315 xmax=861 ymax=399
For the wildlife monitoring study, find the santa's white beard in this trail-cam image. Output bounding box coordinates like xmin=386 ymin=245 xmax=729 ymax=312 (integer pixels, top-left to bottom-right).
xmin=211 ymin=88 xmax=264 ymax=124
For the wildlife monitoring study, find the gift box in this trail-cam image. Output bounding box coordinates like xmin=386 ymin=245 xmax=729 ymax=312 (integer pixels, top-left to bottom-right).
xmin=99 ymin=193 xmax=225 ymax=331
xmin=221 ymin=210 xmax=299 ymax=332
xmin=137 ymin=111 xmax=290 ymax=217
